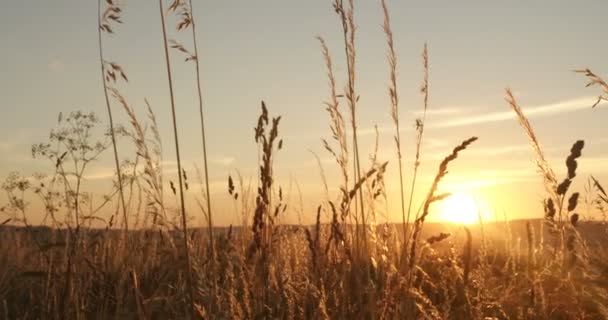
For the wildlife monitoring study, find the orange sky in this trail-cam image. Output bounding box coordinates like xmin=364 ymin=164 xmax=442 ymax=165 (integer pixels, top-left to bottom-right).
xmin=1 ymin=1 xmax=607 ymax=226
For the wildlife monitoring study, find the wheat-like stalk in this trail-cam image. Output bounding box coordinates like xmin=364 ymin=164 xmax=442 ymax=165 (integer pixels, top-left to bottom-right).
xmin=110 ymin=90 xmax=169 ymax=227
xmin=505 ymin=89 xmax=558 ymax=201
xmin=332 ymin=0 xmax=367 ymax=254
xmin=575 ymin=68 xmax=608 ymax=108
xmin=404 ymin=44 xmax=430 ymax=262
xmin=157 ymin=0 xmax=195 ymax=315
xmin=408 ymin=137 xmax=478 ymax=271
xmin=317 ymin=36 xmax=354 ymax=238
xmin=380 ymin=0 xmax=408 ymax=251
xmin=169 ymin=0 xmax=219 ymax=309
xmin=189 ymin=0 xmax=214 ymax=246
xmin=97 ymin=0 xmax=129 ymax=234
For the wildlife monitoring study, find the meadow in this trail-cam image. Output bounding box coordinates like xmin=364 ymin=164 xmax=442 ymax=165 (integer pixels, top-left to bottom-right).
xmin=1 ymin=0 xmax=608 ymax=319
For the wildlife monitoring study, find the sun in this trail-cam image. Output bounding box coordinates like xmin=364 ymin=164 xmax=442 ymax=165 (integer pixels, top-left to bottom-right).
xmin=438 ymin=192 xmax=480 ymax=225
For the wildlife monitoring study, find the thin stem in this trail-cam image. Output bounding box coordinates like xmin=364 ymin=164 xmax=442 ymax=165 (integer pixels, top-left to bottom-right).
xmin=158 ymin=0 xmax=195 ymax=315
xmin=97 ymin=0 xmax=129 ymax=235
xmin=381 ymin=0 xmax=407 ymax=250
xmin=405 ymin=44 xmax=429 ymax=255
xmin=188 ymin=0 xmax=214 ymax=259
xmin=337 ymin=0 xmax=367 ymax=254
xmin=188 ymin=0 xmax=217 ymax=311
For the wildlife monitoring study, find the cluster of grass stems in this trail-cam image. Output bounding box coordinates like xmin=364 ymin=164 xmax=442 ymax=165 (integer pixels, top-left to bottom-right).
xmin=1 ymin=0 xmax=608 ymax=319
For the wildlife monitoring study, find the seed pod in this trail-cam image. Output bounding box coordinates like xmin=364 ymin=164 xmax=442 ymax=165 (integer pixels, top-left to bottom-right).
xmin=567 ymin=192 xmax=580 ymax=212
xmin=570 ymin=213 xmax=580 ymax=226
xmin=545 ymin=198 xmax=556 ymax=219
xmin=557 ymin=179 xmax=571 ymax=196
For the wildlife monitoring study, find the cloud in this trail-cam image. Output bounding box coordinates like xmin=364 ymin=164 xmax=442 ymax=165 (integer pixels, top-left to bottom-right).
xmin=463 ymin=144 xmax=561 ymax=156
xmin=475 ymin=168 xmax=540 ymax=179
xmin=211 ymin=156 xmax=236 ymax=166
xmin=0 ymin=139 xmax=37 ymax=166
xmin=423 ymin=138 xmax=450 ymax=149
xmin=574 ymin=156 xmax=608 ymax=174
xmin=84 ymin=160 xmax=179 ymax=181
xmin=48 ymin=59 xmax=65 ymax=73
xmin=83 ymin=157 xmax=239 ymax=182
xmin=434 ymin=96 xmax=606 ymax=128
xmin=299 ymin=154 xmax=340 ymax=170
xmin=410 ymin=107 xmax=466 ymax=117
xmin=423 ymin=144 xmax=537 ymax=161
xmin=439 ymin=168 xmax=539 ymax=190
xmin=357 ymin=125 xmax=399 ymax=137
xmin=181 ymin=180 xmax=230 ymax=192
xmin=351 ymin=95 xmax=604 ymax=137
xmin=84 ymin=168 xmax=115 ymax=180
xmin=441 ymin=179 xmax=510 ymax=190
xmin=0 ymin=141 xmax=14 ymax=153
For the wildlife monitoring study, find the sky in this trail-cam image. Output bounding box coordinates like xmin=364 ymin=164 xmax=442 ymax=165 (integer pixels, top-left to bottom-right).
xmin=1 ymin=1 xmax=607 ymax=227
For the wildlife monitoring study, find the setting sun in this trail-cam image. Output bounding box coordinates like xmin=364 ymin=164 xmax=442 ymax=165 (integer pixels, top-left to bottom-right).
xmin=438 ymin=192 xmax=480 ymax=225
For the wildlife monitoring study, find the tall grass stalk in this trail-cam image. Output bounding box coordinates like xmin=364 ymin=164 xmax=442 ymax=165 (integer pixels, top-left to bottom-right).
xmin=186 ymin=0 xmax=217 ymax=311
xmin=408 ymin=137 xmax=478 ymax=272
xmin=380 ymin=0 xmax=406 ymax=247
xmin=158 ymin=0 xmax=195 ymax=314
xmin=575 ymin=68 xmax=608 ymax=108
xmin=404 ymin=44 xmax=429 ymax=256
xmin=97 ymin=0 xmax=129 ymax=234
xmin=333 ymin=0 xmax=367 ymax=254
xmin=187 ymin=0 xmax=214 ymax=263
xmin=505 ymin=89 xmax=558 ymax=202
xmin=317 ymin=36 xmax=351 ymax=236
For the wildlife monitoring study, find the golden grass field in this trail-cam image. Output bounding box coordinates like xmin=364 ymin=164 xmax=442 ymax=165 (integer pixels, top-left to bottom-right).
xmin=1 ymin=0 xmax=608 ymax=319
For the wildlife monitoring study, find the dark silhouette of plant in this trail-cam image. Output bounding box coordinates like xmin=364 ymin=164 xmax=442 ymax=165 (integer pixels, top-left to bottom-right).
xmin=31 ymin=111 xmax=123 ymax=228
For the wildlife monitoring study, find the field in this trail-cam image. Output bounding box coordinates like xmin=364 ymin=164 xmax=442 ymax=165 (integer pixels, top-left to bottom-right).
xmin=1 ymin=0 xmax=608 ymax=319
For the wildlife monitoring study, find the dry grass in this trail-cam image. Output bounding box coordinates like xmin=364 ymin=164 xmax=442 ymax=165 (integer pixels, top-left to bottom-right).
xmin=381 ymin=0 xmax=408 ymax=251
xmin=158 ymin=0 xmax=196 ymax=314
xmin=505 ymin=89 xmax=559 ymax=203
xmin=1 ymin=1 xmax=608 ymax=319
xmin=576 ymin=68 xmax=608 ymax=108
xmin=98 ymin=0 xmax=129 ymax=234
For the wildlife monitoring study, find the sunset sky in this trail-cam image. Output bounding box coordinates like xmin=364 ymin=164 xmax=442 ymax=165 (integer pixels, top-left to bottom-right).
xmin=1 ymin=1 xmax=607 ymax=226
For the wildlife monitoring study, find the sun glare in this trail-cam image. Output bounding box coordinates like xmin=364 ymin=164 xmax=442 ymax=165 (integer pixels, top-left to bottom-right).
xmin=438 ymin=192 xmax=481 ymax=225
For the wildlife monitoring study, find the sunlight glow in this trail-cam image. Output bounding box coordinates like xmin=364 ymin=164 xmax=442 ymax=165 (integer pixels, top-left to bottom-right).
xmin=438 ymin=192 xmax=481 ymax=225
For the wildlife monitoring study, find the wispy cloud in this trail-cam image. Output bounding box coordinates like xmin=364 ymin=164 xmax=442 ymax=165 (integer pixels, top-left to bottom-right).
xmin=439 ymin=168 xmax=539 ymax=190
xmin=423 ymin=138 xmax=450 ymax=149
xmin=302 ymin=155 xmax=334 ymax=168
xmin=84 ymin=168 xmax=116 ymax=180
xmin=440 ymin=178 xmax=528 ymax=190
xmin=409 ymin=107 xmax=466 ymax=117
xmin=182 ymin=180 xmax=230 ymax=192
xmin=210 ymin=155 xmax=236 ymax=166
xmin=475 ymin=168 xmax=540 ymax=179
xmin=84 ymin=160 xmax=179 ymax=181
xmin=572 ymin=156 xmax=608 ymax=174
xmin=353 ymin=96 xmax=603 ymax=137
xmin=464 ymin=144 xmax=561 ymax=157
xmin=48 ymin=59 xmax=65 ymax=73
xmin=0 ymin=139 xmax=36 ymax=165
xmin=0 ymin=141 xmax=13 ymax=153
xmin=434 ymin=96 xmax=606 ymax=128
xmin=423 ymin=144 xmax=536 ymax=161
xmin=357 ymin=125 xmax=402 ymax=137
